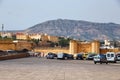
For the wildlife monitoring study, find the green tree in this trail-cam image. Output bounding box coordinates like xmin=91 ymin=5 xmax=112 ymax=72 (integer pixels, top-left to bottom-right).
xmin=58 ymin=37 xmax=71 ymax=47
xmin=32 ymin=39 xmax=40 ymax=46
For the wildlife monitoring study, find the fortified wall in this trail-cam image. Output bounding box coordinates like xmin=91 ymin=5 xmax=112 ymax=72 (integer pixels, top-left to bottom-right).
xmin=0 ymin=40 xmax=33 ymax=50
xmin=34 ymin=40 xmax=100 ymax=54
xmin=34 ymin=47 xmax=69 ymax=54
xmin=1 ymin=40 xmax=120 ymax=54
xmin=100 ymin=48 xmax=120 ymax=54
xmin=69 ymin=40 xmax=100 ymax=54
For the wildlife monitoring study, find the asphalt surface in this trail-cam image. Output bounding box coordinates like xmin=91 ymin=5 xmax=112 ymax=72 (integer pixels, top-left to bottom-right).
xmin=0 ymin=57 xmax=120 ymax=80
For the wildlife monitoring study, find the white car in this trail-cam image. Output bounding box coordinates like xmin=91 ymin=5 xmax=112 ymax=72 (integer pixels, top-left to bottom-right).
xmin=57 ymin=53 xmax=73 ymax=60
xmin=93 ymin=54 xmax=108 ymax=64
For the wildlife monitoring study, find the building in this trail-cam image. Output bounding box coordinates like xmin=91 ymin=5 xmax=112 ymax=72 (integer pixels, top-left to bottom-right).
xmin=29 ymin=33 xmax=41 ymax=40
xmin=16 ymin=33 xmax=29 ymax=40
xmin=48 ymin=35 xmax=58 ymax=43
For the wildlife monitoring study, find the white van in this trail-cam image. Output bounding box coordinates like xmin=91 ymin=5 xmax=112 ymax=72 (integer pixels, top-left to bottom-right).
xmin=106 ymin=52 xmax=116 ymax=63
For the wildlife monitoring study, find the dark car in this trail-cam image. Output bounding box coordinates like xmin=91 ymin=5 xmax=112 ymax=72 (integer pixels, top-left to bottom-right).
xmin=6 ymin=50 xmax=17 ymax=54
xmin=46 ymin=52 xmax=57 ymax=59
xmin=86 ymin=54 xmax=96 ymax=60
xmin=76 ymin=54 xmax=84 ymax=60
xmin=67 ymin=54 xmax=74 ymax=59
xmin=0 ymin=50 xmax=8 ymax=56
xmin=57 ymin=53 xmax=74 ymax=60
xmin=116 ymin=53 xmax=120 ymax=61
xmin=94 ymin=54 xmax=108 ymax=64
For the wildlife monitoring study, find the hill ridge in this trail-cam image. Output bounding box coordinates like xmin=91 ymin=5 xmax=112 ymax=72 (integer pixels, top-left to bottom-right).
xmin=25 ymin=19 xmax=120 ymax=40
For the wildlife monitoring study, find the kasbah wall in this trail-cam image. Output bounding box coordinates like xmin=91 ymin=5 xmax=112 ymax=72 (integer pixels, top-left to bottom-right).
xmin=34 ymin=40 xmax=120 ymax=54
xmin=69 ymin=40 xmax=120 ymax=54
xmin=0 ymin=40 xmax=34 ymax=50
xmin=0 ymin=40 xmax=120 ymax=54
xmin=69 ymin=40 xmax=100 ymax=54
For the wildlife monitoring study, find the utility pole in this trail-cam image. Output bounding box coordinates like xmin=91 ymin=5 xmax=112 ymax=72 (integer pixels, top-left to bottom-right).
xmin=1 ymin=24 xmax=4 ymax=39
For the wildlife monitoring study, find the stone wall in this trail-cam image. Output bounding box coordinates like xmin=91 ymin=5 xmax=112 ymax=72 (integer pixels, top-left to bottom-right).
xmin=16 ymin=41 xmax=33 ymax=50
xmin=100 ymin=48 xmax=120 ymax=54
xmin=0 ymin=53 xmax=30 ymax=60
xmin=69 ymin=40 xmax=100 ymax=54
xmin=0 ymin=43 xmax=16 ymax=50
xmin=78 ymin=42 xmax=91 ymax=53
xmin=34 ymin=47 xmax=69 ymax=55
xmin=0 ymin=40 xmax=33 ymax=50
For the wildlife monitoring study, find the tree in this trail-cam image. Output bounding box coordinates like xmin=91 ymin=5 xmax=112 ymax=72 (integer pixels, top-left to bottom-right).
xmin=58 ymin=37 xmax=71 ymax=47
xmin=32 ymin=39 xmax=40 ymax=46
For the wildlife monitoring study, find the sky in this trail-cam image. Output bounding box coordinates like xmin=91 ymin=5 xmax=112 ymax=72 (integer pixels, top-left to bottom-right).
xmin=0 ymin=0 xmax=120 ymax=30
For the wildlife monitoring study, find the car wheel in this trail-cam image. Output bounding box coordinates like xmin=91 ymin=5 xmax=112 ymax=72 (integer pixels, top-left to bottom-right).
xmin=94 ymin=62 xmax=96 ymax=64
xmin=100 ymin=62 xmax=102 ymax=64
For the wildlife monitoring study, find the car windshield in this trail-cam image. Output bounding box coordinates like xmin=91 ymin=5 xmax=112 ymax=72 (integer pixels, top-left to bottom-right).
xmin=111 ymin=54 xmax=114 ymax=57
xmin=94 ymin=56 xmax=100 ymax=59
xmin=117 ymin=55 xmax=120 ymax=57
xmin=100 ymin=54 xmax=106 ymax=59
xmin=78 ymin=54 xmax=82 ymax=56
xmin=107 ymin=54 xmax=110 ymax=57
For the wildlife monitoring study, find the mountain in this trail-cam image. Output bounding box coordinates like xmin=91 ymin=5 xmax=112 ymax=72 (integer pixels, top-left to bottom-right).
xmin=25 ymin=19 xmax=120 ymax=40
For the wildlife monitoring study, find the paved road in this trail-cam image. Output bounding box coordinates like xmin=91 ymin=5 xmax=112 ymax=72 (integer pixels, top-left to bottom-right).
xmin=0 ymin=57 xmax=120 ymax=80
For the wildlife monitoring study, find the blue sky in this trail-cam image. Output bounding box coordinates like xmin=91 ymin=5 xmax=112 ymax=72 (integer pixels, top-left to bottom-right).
xmin=0 ymin=0 xmax=120 ymax=30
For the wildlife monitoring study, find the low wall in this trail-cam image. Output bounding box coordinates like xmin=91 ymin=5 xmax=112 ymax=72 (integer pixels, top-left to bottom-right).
xmin=0 ymin=53 xmax=30 ymax=60
xmin=100 ymin=48 xmax=120 ymax=54
xmin=34 ymin=47 xmax=69 ymax=54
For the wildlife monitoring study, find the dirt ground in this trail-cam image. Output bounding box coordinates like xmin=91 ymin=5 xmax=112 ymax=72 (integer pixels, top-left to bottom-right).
xmin=0 ymin=57 xmax=120 ymax=80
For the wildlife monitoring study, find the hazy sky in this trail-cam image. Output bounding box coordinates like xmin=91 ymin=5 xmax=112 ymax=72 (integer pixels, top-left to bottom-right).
xmin=0 ymin=0 xmax=120 ymax=30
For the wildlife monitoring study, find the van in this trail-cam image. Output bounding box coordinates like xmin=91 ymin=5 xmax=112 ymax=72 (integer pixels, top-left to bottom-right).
xmin=106 ymin=52 xmax=116 ymax=63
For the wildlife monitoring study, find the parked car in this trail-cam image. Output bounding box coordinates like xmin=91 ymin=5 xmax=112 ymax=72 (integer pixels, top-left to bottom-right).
xmin=116 ymin=53 xmax=120 ymax=61
xmin=57 ymin=53 xmax=73 ymax=60
xmin=76 ymin=54 xmax=84 ymax=60
xmin=86 ymin=53 xmax=96 ymax=60
xmin=94 ymin=54 xmax=108 ymax=64
xmin=46 ymin=52 xmax=57 ymax=59
xmin=83 ymin=53 xmax=88 ymax=59
xmin=106 ymin=52 xmax=116 ymax=63
xmin=0 ymin=50 xmax=8 ymax=56
xmin=27 ymin=51 xmax=35 ymax=56
xmin=6 ymin=50 xmax=17 ymax=54
xmin=67 ymin=54 xmax=74 ymax=59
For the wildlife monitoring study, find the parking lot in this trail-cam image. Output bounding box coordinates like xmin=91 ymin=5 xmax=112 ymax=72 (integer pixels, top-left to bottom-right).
xmin=0 ymin=57 xmax=120 ymax=80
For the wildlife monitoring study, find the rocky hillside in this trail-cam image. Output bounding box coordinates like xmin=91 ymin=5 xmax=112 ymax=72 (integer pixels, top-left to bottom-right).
xmin=25 ymin=19 xmax=120 ymax=40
